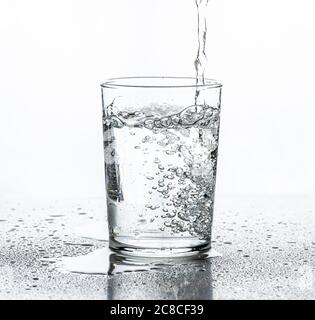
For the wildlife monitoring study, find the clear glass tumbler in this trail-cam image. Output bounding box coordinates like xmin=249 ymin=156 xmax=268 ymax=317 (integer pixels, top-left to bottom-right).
xmin=101 ymin=77 xmax=222 ymax=257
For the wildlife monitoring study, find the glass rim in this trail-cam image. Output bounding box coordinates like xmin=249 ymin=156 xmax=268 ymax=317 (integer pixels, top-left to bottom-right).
xmin=101 ymin=76 xmax=222 ymax=89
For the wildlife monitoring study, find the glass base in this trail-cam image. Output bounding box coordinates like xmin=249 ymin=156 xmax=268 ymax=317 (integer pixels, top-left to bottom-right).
xmin=109 ymin=236 xmax=211 ymax=258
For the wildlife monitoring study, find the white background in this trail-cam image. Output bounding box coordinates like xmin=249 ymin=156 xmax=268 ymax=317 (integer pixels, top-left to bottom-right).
xmin=0 ymin=0 xmax=314 ymax=198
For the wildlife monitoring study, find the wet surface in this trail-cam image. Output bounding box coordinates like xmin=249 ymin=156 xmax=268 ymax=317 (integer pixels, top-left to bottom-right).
xmin=0 ymin=195 xmax=314 ymax=299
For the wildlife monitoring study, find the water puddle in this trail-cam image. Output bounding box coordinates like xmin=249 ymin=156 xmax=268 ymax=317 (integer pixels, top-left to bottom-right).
xmin=56 ymin=247 xmax=112 ymax=275
xmin=54 ymin=245 xmax=221 ymax=276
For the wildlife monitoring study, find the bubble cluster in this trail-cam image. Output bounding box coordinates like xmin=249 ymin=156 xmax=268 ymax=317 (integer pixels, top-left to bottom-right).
xmin=103 ymin=102 xmax=220 ymax=240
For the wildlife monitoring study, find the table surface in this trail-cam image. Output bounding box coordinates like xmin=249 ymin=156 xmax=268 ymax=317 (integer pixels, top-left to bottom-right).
xmin=0 ymin=195 xmax=314 ymax=300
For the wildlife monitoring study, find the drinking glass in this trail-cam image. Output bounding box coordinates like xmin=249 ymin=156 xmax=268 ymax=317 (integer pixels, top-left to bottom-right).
xmin=101 ymin=77 xmax=222 ymax=257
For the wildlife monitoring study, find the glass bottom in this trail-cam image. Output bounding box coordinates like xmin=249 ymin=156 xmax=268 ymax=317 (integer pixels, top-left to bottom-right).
xmin=109 ymin=236 xmax=211 ymax=258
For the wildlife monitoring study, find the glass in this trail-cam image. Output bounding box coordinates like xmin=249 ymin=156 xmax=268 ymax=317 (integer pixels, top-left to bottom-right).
xmin=101 ymin=77 xmax=222 ymax=257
